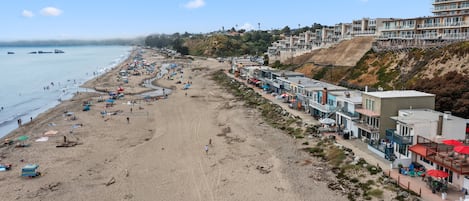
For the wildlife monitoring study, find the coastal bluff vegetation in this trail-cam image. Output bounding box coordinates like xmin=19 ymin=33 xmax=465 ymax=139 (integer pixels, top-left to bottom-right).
xmin=292 ymin=39 xmax=469 ymax=119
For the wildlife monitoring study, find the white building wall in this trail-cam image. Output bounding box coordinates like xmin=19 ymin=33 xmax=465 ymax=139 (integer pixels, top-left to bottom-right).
xmin=442 ymin=116 xmax=467 ymax=140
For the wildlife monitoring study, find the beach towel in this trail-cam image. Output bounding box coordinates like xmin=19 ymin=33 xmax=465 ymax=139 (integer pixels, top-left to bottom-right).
xmin=35 ymin=137 xmax=49 ymax=142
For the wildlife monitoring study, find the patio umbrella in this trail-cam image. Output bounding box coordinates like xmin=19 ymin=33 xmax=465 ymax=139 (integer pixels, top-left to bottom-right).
xmin=454 ymin=145 xmax=469 ymax=154
xmin=442 ymin=139 xmax=463 ymax=146
xmin=426 ymin=169 xmax=449 ymax=178
xmin=319 ymin=118 xmax=336 ymax=125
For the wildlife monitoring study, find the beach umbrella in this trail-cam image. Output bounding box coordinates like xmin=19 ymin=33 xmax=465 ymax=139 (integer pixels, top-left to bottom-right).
xmin=106 ymin=99 xmax=115 ymax=103
xmin=17 ymin=135 xmax=29 ymax=141
xmin=442 ymin=139 xmax=463 ymax=147
xmin=426 ymin=169 xmax=449 ymax=178
xmin=454 ymin=145 xmax=469 ymax=155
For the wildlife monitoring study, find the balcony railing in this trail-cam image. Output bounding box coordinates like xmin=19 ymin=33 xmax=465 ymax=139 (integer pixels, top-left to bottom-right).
xmin=433 ymin=0 xmax=467 ymax=5
xmin=385 ymin=129 xmax=413 ymax=145
xmin=411 ymin=135 xmax=469 ymax=174
xmin=353 ymin=119 xmax=379 ymax=133
xmin=378 ymin=32 xmax=469 ymax=40
xmin=417 ymin=21 xmax=469 ymax=28
xmin=309 ymin=101 xmax=336 ymax=113
xmin=336 ymin=108 xmax=359 ymax=118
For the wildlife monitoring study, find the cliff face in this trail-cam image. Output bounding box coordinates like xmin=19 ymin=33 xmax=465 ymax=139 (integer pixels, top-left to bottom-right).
xmin=294 ymin=37 xmax=374 ymax=79
xmin=292 ymin=40 xmax=469 ymax=118
xmin=344 ymin=42 xmax=469 ymax=90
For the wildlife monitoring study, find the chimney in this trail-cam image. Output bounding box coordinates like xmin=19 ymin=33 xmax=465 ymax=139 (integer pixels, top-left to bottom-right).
xmin=365 ymin=86 xmax=368 ymax=92
xmin=437 ymin=114 xmax=443 ymax=136
xmin=444 ymin=111 xmax=451 ymax=119
xmin=344 ymin=91 xmax=350 ymax=98
xmin=322 ymin=88 xmax=328 ymax=105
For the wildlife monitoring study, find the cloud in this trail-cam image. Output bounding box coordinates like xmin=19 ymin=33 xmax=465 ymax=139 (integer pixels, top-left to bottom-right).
xmin=40 ymin=7 xmax=63 ymax=16
xmin=239 ymin=23 xmax=254 ymax=31
xmin=22 ymin=10 xmax=34 ymax=18
xmin=184 ymin=0 xmax=205 ymax=9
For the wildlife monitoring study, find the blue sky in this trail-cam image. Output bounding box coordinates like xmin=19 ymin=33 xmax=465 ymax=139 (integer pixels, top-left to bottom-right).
xmin=1 ymin=0 xmax=432 ymax=41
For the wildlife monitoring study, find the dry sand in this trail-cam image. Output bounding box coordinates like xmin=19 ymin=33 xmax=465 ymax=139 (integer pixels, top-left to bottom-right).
xmin=0 ymin=48 xmax=345 ymax=201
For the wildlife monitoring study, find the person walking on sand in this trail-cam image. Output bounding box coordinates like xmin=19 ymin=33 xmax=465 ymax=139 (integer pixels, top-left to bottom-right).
xmin=204 ymin=145 xmax=209 ymax=154
xmin=126 ymin=117 xmax=130 ymax=124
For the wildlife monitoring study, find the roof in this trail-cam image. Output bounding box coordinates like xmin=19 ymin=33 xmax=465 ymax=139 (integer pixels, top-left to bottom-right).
xmin=409 ymin=144 xmax=429 ymax=157
xmin=332 ymin=90 xmax=363 ymax=104
xmin=278 ymin=77 xmax=347 ymax=91
xmin=363 ymin=90 xmax=435 ymax=98
xmin=390 ymin=109 xmax=467 ymax=125
xmin=355 ymin=108 xmax=380 ymax=117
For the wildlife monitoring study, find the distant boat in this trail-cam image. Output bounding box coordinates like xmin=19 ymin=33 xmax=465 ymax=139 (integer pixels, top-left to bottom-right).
xmin=38 ymin=50 xmax=53 ymax=54
xmin=7 ymin=51 xmax=15 ymax=54
xmin=54 ymin=49 xmax=65 ymax=54
xmin=29 ymin=51 xmax=37 ymax=54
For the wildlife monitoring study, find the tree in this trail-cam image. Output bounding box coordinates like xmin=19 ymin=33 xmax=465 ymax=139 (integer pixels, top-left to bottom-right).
xmin=280 ymin=26 xmax=291 ymax=36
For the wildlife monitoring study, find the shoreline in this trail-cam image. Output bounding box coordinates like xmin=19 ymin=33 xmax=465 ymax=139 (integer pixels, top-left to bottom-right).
xmin=0 ymin=46 xmax=134 ymax=140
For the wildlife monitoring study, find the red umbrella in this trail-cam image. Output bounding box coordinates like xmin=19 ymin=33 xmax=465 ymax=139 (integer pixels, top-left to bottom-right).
xmin=454 ymin=145 xmax=469 ymax=154
xmin=426 ymin=169 xmax=449 ymax=178
xmin=443 ymin=139 xmax=463 ymax=146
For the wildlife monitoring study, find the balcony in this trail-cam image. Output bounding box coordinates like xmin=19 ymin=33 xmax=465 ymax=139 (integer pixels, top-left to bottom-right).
xmin=336 ymin=108 xmax=359 ymax=119
xmin=410 ymin=135 xmax=469 ymax=175
xmin=385 ymin=129 xmax=413 ymax=145
xmin=309 ymin=101 xmax=336 ymax=113
xmin=417 ymin=21 xmax=469 ymax=29
xmin=433 ymin=0 xmax=467 ymax=5
xmin=353 ymin=119 xmax=379 ymax=133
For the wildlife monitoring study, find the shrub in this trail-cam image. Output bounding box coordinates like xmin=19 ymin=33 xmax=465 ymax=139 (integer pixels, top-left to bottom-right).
xmin=367 ymin=189 xmax=384 ymax=198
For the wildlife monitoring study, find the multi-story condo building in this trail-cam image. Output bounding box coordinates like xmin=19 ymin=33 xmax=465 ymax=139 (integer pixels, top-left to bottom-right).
xmin=377 ymin=0 xmax=469 ymax=49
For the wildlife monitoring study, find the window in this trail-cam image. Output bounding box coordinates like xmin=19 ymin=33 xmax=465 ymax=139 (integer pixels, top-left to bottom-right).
xmin=365 ymin=98 xmax=375 ymax=111
xmin=398 ymin=124 xmax=412 ymax=136
xmin=397 ymin=144 xmax=408 ymax=157
xmin=420 ymin=156 xmax=433 ymax=166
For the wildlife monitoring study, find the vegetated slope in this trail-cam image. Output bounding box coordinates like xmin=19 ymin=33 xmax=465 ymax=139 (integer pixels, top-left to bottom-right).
xmin=344 ymin=41 xmax=469 ymax=90
xmin=309 ymin=36 xmax=374 ymax=66
xmin=318 ymin=41 xmax=469 ymax=118
xmin=295 ymin=36 xmax=374 ymax=81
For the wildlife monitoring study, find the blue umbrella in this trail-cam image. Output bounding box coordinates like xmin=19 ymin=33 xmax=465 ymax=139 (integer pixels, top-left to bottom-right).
xmin=106 ymin=99 xmax=115 ymax=103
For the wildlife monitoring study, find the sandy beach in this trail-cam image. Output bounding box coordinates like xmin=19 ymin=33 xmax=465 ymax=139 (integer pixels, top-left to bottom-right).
xmin=0 ymin=48 xmax=347 ymax=201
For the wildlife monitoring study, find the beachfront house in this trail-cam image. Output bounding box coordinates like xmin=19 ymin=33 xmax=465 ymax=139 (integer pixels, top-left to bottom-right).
xmin=335 ymin=90 xmax=363 ymax=139
xmin=393 ymin=109 xmax=469 ymax=189
xmin=307 ymin=83 xmax=348 ymax=119
xmin=263 ymin=71 xmax=305 ymax=95
xmin=354 ymin=90 xmax=435 ymax=159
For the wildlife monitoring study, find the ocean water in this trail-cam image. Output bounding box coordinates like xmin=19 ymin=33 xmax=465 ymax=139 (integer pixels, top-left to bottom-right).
xmin=0 ymin=46 xmax=132 ymax=138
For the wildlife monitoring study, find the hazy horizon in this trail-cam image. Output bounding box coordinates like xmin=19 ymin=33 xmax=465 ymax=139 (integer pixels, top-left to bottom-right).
xmin=1 ymin=0 xmax=431 ymax=41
